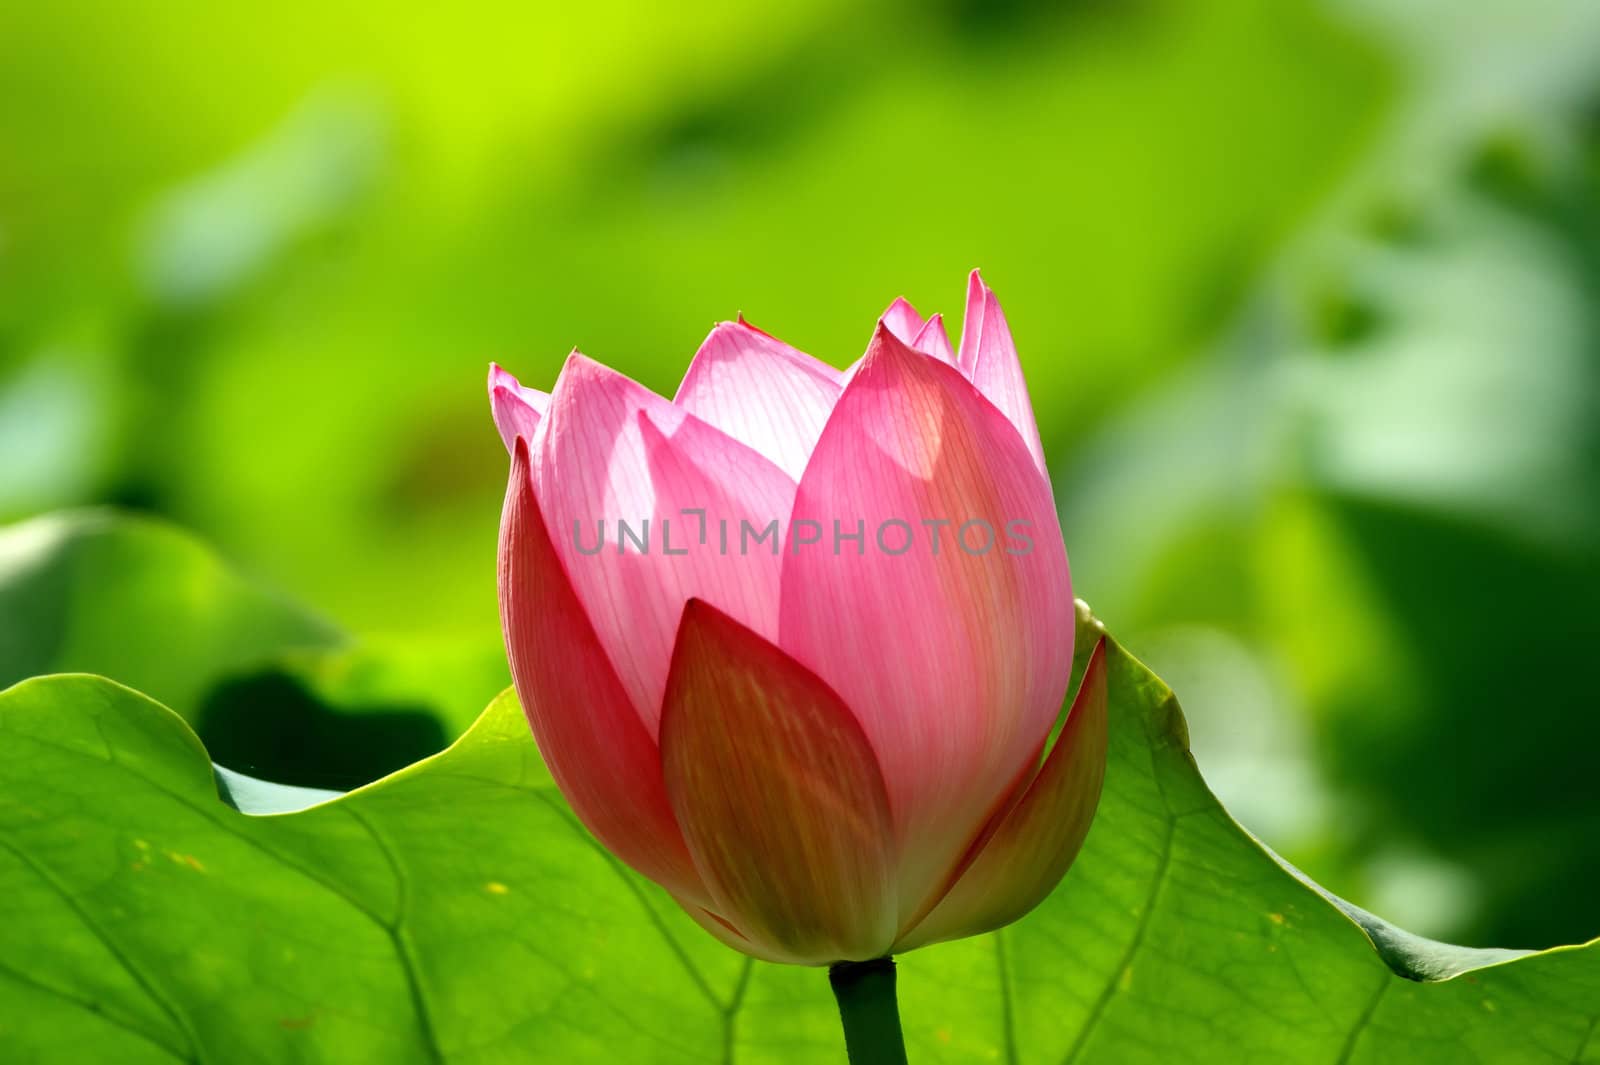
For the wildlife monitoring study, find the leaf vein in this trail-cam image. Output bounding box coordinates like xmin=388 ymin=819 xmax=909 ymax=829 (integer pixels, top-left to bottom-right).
xmin=1057 ymin=811 xmax=1177 ymax=1065
xmin=529 ymin=790 xmax=724 ymax=1013
xmin=343 ymin=805 xmax=447 ymax=1065
xmin=0 ymin=837 xmax=202 ymax=1064
xmin=1333 ymin=974 xmax=1389 ymax=1065
xmin=0 ymin=954 xmax=192 ymax=1063
xmin=722 ymin=957 xmax=754 ymax=1065
xmin=1057 ymin=688 xmax=1190 ymax=1065
xmin=995 ymin=929 xmax=1019 ymax=1065
xmin=1572 ymin=1014 xmax=1600 ymax=1065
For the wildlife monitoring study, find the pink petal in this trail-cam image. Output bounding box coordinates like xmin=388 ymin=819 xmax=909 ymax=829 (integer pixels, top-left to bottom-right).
xmin=882 ymin=298 xmax=957 ymax=365
xmin=532 ymin=353 xmax=795 ymax=736
xmin=778 ymin=324 xmax=1074 ymax=920
xmin=488 ymin=363 xmax=551 ymax=453
xmin=673 ymin=320 xmax=842 ymax=480
xmin=880 ymin=297 xmax=927 ymax=349
xmin=672 ymin=897 xmax=805 ymax=965
xmin=660 ymin=600 xmax=898 ymax=964
xmin=498 ymin=438 xmax=707 ymax=905
xmin=913 ymin=312 xmax=958 ymax=365
xmin=956 ymin=270 xmax=1048 ymax=475
xmin=895 ymin=639 xmax=1109 ymax=951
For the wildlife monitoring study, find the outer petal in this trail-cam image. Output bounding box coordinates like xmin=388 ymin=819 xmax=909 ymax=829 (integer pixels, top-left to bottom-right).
xmin=778 ymin=324 xmax=1074 ymax=919
xmin=498 ymin=438 xmax=707 ymax=905
xmin=956 ymin=270 xmax=1048 ymax=475
xmin=533 ymin=353 xmax=795 ymax=735
xmin=488 ymin=363 xmax=550 ymax=453
xmin=660 ymin=600 xmax=898 ymax=964
xmin=673 ymin=320 xmax=842 ymax=480
xmin=672 ymin=896 xmax=807 ymax=966
xmin=895 ymin=639 xmax=1109 ymax=951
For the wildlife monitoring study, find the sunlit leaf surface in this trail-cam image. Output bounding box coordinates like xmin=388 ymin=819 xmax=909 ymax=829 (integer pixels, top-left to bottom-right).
xmin=2 ymin=605 xmax=1593 ymax=1063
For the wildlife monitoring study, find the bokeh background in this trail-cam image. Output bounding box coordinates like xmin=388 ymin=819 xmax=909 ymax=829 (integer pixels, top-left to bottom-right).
xmin=3 ymin=0 xmax=1598 ymax=951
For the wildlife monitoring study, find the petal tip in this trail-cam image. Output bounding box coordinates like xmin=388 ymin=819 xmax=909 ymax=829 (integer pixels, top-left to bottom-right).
xmin=867 ymin=317 xmax=916 ymax=356
xmin=488 ymin=362 xmax=523 ymax=400
xmin=490 ymin=367 xmax=550 ymax=454
xmin=549 ymin=349 xmax=640 ymax=409
xmin=733 ymin=314 xmax=785 ymax=344
xmin=883 ymin=295 xmax=921 ymax=318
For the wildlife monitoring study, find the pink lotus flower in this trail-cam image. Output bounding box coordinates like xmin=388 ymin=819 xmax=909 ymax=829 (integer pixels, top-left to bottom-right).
xmin=491 ymin=272 xmax=1107 ymax=965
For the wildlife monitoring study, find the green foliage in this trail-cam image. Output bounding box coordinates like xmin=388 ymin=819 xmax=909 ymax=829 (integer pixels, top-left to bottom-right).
xmin=2 ymin=596 xmax=1595 ymax=1062
xmin=1061 ymin=13 xmax=1600 ymax=946
xmin=3 ymin=0 xmax=1600 ymax=994
xmin=0 ymin=510 xmax=338 ymax=714
xmin=0 ymin=511 xmax=504 ymax=790
xmin=0 ymin=0 xmax=1392 ymax=631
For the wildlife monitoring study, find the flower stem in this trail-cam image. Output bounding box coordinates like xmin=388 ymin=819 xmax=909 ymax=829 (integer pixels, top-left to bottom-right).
xmin=828 ymin=957 xmax=909 ymax=1065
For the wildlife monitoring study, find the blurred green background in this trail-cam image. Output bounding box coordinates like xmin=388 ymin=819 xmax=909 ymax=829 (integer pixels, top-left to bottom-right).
xmin=3 ymin=0 xmax=1598 ymax=952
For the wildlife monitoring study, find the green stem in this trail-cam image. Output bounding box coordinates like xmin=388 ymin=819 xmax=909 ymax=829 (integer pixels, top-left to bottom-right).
xmin=828 ymin=957 xmax=909 ymax=1065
